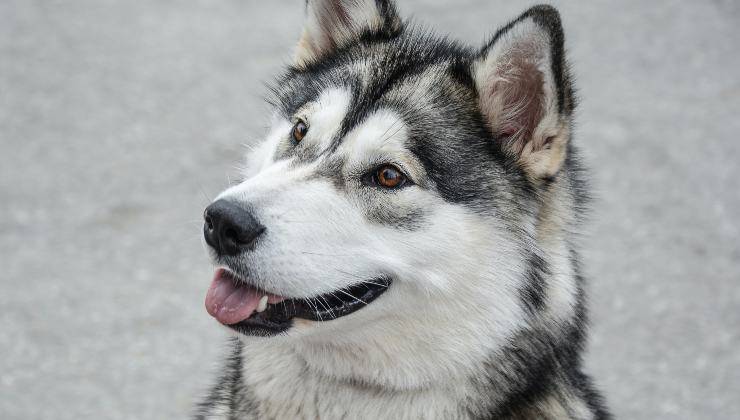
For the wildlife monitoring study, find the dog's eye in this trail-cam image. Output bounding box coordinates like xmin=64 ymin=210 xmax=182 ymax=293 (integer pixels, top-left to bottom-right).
xmin=373 ymin=165 xmax=407 ymax=189
xmin=292 ymin=120 xmax=308 ymax=143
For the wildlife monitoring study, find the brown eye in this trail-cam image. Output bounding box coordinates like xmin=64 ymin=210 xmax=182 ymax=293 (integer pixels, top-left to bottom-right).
xmin=376 ymin=165 xmax=406 ymax=189
xmin=292 ymin=120 xmax=308 ymax=143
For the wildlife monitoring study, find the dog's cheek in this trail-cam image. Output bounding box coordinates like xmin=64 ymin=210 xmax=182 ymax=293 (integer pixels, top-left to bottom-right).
xmin=249 ymin=181 xmax=384 ymax=295
xmin=356 ymin=187 xmax=433 ymax=232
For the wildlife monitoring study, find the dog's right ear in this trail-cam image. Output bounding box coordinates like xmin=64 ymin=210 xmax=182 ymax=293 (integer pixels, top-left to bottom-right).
xmin=294 ymin=0 xmax=402 ymax=67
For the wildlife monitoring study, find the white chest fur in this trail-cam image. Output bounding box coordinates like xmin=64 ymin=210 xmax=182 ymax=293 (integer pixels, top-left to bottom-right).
xmin=238 ymin=339 xmax=471 ymax=420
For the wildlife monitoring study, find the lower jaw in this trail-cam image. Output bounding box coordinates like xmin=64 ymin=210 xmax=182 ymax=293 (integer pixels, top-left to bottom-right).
xmin=225 ymin=277 xmax=392 ymax=337
xmin=226 ymin=313 xmax=293 ymax=336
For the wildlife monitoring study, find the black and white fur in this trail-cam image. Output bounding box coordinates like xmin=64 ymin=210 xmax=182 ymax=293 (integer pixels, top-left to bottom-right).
xmin=197 ymin=1 xmax=610 ymax=418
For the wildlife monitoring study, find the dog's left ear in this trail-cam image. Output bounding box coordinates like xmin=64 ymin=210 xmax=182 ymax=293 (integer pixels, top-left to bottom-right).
xmin=473 ymin=5 xmax=575 ymax=180
xmin=294 ymin=0 xmax=402 ymax=67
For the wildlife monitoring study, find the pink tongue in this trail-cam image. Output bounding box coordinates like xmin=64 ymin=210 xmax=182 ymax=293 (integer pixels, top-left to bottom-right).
xmin=205 ymin=269 xmax=263 ymax=325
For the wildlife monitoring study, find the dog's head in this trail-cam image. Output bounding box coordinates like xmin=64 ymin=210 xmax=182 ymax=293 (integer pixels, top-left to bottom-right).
xmin=203 ymin=0 xmax=578 ymax=388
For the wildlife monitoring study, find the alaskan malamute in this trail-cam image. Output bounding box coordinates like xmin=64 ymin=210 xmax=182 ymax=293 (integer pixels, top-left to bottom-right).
xmin=197 ymin=1 xmax=610 ymax=418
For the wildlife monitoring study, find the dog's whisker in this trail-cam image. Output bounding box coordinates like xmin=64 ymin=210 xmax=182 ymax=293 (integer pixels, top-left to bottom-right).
xmin=333 ymin=268 xmax=365 ymax=280
xmin=379 ymin=123 xmax=405 ymax=145
xmin=377 ymin=118 xmax=401 ymax=144
xmin=316 ymin=295 xmax=337 ymax=319
xmin=303 ymin=297 xmax=322 ymax=322
xmin=334 ymin=289 xmax=367 ymax=306
xmin=302 ymin=251 xmax=361 ymax=258
xmin=359 ymin=280 xmax=389 ymax=288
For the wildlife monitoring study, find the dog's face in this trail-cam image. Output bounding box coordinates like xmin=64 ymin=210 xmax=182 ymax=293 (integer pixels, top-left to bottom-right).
xmin=203 ymin=0 xmax=575 ymax=379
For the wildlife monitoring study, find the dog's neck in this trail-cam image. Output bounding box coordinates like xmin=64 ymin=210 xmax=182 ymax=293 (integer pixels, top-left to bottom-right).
xmin=224 ymin=326 xmax=593 ymax=420
xmin=239 ymin=340 xmax=468 ymax=418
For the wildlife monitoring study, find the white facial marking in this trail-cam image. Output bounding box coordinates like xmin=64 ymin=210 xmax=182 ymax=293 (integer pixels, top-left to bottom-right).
xmin=339 ymin=109 xmax=416 ymax=172
xmin=294 ymin=87 xmax=352 ymax=152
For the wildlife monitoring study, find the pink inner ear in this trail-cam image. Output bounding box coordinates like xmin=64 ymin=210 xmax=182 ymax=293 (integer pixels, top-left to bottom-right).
xmin=487 ymin=51 xmax=546 ymax=154
xmin=498 ymin=123 xmax=520 ymax=138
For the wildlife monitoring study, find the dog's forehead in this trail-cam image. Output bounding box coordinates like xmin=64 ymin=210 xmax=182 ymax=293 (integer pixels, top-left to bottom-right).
xmin=262 ymin=32 xmax=512 ymax=205
xmin=339 ymin=109 xmax=407 ymax=158
xmin=295 ymin=90 xmax=417 ymax=177
xmin=273 ymin=31 xmax=475 ymax=125
xmin=274 ymin=84 xmax=412 ymax=163
xmin=276 ymin=62 xmax=469 ymax=162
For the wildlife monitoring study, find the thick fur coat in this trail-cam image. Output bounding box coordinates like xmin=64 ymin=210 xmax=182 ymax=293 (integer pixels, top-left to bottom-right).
xmin=196 ymin=2 xmax=610 ymax=419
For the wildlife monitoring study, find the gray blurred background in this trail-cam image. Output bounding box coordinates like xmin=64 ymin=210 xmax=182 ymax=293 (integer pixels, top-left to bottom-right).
xmin=1 ymin=1 xmax=738 ymax=419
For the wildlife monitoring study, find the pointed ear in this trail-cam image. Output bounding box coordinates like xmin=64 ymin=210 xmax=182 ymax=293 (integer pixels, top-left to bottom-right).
xmin=294 ymin=0 xmax=402 ymax=67
xmin=473 ymin=5 xmax=575 ymax=180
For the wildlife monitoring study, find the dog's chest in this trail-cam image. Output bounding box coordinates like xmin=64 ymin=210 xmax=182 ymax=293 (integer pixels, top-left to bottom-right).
xmin=237 ymin=343 xmax=468 ymax=420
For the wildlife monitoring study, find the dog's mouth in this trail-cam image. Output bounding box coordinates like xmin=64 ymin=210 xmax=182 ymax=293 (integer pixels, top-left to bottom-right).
xmin=204 ymin=268 xmax=391 ymax=336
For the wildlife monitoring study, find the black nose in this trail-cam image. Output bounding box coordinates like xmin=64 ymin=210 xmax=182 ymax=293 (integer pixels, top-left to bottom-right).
xmin=203 ymin=199 xmax=265 ymax=256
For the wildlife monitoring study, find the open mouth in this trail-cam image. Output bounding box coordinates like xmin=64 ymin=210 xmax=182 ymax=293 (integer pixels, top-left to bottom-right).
xmin=204 ymin=268 xmax=391 ymax=336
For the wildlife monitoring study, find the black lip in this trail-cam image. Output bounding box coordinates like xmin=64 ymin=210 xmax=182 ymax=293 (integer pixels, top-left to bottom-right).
xmin=226 ymin=277 xmax=392 ymax=337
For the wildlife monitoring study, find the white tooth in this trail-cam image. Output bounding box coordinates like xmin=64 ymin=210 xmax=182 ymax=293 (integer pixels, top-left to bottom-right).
xmin=256 ymin=295 xmax=268 ymax=313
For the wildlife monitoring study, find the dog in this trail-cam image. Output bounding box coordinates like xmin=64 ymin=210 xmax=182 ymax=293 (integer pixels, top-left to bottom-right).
xmin=196 ymin=1 xmax=610 ymax=419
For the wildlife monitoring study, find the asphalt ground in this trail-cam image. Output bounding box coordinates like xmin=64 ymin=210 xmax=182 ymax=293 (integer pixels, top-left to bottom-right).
xmin=1 ymin=1 xmax=739 ymax=419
